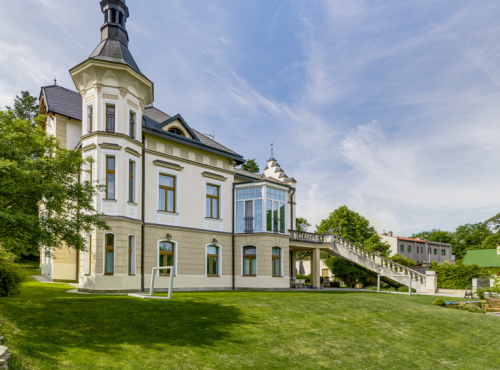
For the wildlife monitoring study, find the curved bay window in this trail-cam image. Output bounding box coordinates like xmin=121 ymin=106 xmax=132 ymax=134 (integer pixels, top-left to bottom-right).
xmin=272 ymin=247 xmax=281 ymax=277
xmin=207 ymin=245 xmax=219 ymax=277
xmin=104 ymin=234 xmax=114 ymax=275
xmin=159 ymin=241 xmax=174 ymax=276
xmin=243 ymin=246 xmax=256 ymax=276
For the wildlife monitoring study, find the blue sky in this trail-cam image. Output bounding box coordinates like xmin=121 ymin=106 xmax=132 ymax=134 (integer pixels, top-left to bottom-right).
xmin=1 ymin=0 xmax=500 ymax=236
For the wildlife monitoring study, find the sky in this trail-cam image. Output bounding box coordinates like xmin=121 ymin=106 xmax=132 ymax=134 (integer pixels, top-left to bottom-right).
xmin=1 ymin=0 xmax=500 ymax=236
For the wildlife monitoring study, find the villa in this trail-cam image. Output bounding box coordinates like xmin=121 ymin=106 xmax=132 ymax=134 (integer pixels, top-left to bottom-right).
xmin=39 ymin=0 xmax=330 ymax=293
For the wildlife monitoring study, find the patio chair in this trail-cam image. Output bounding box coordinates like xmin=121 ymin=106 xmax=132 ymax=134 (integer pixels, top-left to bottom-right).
xmin=296 ymin=279 xmax=306 ymax=289
xmin=464 ymin=286 xmax=473 ymax=299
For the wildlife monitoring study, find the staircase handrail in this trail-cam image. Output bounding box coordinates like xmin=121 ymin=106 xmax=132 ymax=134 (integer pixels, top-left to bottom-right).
xmin=288 ymin=230 xmax=332 ymax=244
xmin=329 ymin=234 xmax=426 ymax=280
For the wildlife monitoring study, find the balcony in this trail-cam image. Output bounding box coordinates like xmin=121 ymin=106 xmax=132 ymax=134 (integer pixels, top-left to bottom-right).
xmin=289 ymin=230 xmax=332 ymax=244
xmin=244 ymin=217 xmax=254 ymax=233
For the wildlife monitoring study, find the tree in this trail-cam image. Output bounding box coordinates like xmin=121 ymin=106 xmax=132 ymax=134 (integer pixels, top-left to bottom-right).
xmin=454 ymin=222 xmax=492 ymax=259
xmin=241 ymin=159 xmax=260 ymax=174
xmin=324 ymin=257 xmax=374 ymax=288
xmin=486 ymin=212 xmax=500 ymax=231
xmin=5 ymin=90 xmax=39 ymax=121
xmin=481 ymin=232 xmax=500 ymax=250
xmin=363 ymin=234 xmax=391 ymax=257
xmin=390 ymin=254 xmax=416 ymax=267
xmin=0 ymin=110 xmax=108 ymax=256
xmin=411 ymin=229 xmax=454 ymax=245
xmin=316 ymin=205 xmax=376 ymax=245
xmin=296 ymin=217 xmax=311 ymax=232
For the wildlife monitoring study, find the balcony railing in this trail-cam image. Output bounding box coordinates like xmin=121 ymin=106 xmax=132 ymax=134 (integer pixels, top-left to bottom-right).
xmin=288 ymin=230 xmax=332 ymax=244
xmin=244 ymin=217 xmax=254 ymax=233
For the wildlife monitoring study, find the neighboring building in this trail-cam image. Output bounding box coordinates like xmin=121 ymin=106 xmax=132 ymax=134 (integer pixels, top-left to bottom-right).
xmin=463 ymin=247 xmax=500 ymax=268
xmin=39 ymin=0 xmax=307 ymax=292
xmin=380 ymin=231 xmax=452 ymax=264
xmin=295 ymin=260 xmax=332 ymax=279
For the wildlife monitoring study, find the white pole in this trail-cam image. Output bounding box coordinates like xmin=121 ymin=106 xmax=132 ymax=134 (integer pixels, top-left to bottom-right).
xmin=377 ymin=274 xmax=380 ymax=293
xmin=168 ymin=267 xmax=174 ymax=299
xmin=150 ymin=267 xmax=156 ymax=296
xmin=409 ymin=275 xmax=412 ymax=296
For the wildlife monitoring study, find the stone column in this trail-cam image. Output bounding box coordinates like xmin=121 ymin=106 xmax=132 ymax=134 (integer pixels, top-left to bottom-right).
xmin=311 ymin=248 xmax=321 ymax=289
xmin=472 ymin=278 xmax=478 ymax=296
xmin=426 ymin=270 xmax=437 ymax=293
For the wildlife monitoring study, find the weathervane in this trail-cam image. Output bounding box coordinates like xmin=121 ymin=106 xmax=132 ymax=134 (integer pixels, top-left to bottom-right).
xmin=54 ymin=77 xmax=57 ymax=85
xmin=271 ymin=143 xmax=273 ymax=158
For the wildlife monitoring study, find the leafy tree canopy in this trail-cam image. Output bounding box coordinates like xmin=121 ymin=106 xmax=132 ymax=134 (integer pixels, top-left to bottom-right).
xmin=316 ymin=205 xmax=376 ymax=245
xmin=0 ymin=110 xmax=108 ymax=256
xmin=241 ymin=159 xmax=260 ymax=174
xmin=411 ymin=229 xmax=454 ymax=245
xmin=5 ymin=90 xmax=39 ymax=121
xmin=296 ymin=217 xmax=311 ymax=232
xmin=390 ymin=254 xmax=416 ymax=267
xmin=363 ymin=234 xmax=391 ymax=257
xmin=481 ymin=232 xmax=500 ymax=250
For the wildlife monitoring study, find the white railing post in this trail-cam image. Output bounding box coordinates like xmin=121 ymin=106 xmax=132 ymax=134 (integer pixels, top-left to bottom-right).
xmin=377 ymin=274 xmax=380 ymax=293
xmin=150 ymin=266 xmax=174 ymax=299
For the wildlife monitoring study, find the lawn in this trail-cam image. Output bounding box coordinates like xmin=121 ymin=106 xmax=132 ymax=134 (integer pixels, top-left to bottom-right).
xmin=1 ymin=266 xmax=498 ymax=370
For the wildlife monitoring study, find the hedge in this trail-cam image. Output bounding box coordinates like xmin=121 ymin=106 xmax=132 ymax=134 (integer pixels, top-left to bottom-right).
xmin=0 ymin=249 xmax=25 ymax=297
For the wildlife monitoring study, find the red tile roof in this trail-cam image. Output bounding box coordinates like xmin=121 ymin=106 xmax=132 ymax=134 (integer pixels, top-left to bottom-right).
xmin=397 ymin=237 xmax=426 ymax=243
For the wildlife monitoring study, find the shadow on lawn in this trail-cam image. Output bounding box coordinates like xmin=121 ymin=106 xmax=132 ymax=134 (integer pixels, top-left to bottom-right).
xmin=0 ymin=283 xmax=247 ymax=367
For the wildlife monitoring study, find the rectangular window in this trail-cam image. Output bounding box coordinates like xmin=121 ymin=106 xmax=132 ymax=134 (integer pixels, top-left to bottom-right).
xmin=236 ymin=202 xmax=244 ymax=233
xmin=254 ymin=199 xmax=262 ymax=232
xmin=105 ymin=234 xmax=114 ymax=275
xmin=84 ymin=234 xmax=92 ymax=275
xmin=159 ymin=174 xmax=175 ymax=212
xmin=266 ymin=200 xmax=272 ymax=232
xmin=280 ymin=203 xmax=286 ymax=233
xmin=408 ymin=245 xmax=411 ymax=253
xmin=441 ymin=249 xmax=446 ymax=256
xmin=272 ymin=247 xmax=281 ymax=277
xmin=129 ymin=111 xmax=136 ymax=139
xmin=243 ymin=246 xmax=256 ymax=276
xmin=206 ymin=184 xmax=220 ymax=219
xmin=434 ymin=248 xmax=437 ymax=255
xmin=159 ymin=241 xmax=174 ymax=276
xmin=128 ymin=161 xmax=134 ymax=203
xmin=236 ymin=187 xmax=262 ymax=200
xmin=87 ymin=106 xmax=93 ymax=133
xmin=128 ymin=235 xmax=135 ymax=275
xmin=400 ymin=245 xmax=404 ymax=252
xmin=106 ymin=104 xmax=115 ymax=133
xmin=106 ymin=156 xmax=115 ymax=199
xmin=207 ymin=245 xmax=219 ymax=277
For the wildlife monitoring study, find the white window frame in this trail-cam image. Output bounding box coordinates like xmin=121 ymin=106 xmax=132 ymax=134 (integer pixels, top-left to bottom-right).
xmin=234 ymin=185 xmax=264 ymax=233
xmin=102 ymin=99 xmax=118 ymax=133
xmin=84 ymin=233 xmax=91 ymax=275
xmin=127 ymin=156 xmax=137 ymax=204
xmin=205 ymin=243 xmax=222 ymax=277
xmin=102 ymin=232 xmax=116 ymax=275
xmin=263 ymin=185 xmax=288 ymax=235
xmin=86 ymin=102 xmax=94 ymax=134
xmin=157 ymin=239 xmax=178 ymax=276
xmin=128 ymin=106 xmax=139 ymax=139
xmin=241 ymin=245 xmax=257 ymax=277
xmin=128 ymin=234 xmax=136 ymax=275
xmin=204 ymin=178 xmax=224 ymax=220
xmin=271 ymin=246 xmax=284 ymax=277
xmin=156 ymin=166 xmax=180 ymax=214
xmin=102 ymin=150 xmax=119 ymax=201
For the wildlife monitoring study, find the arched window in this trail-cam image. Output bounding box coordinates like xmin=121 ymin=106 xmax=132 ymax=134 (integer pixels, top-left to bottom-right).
xmin=168 ymin=128 xmax=184 ymax=136
xmin=207 ymin=245 xmax=219 ymax=277
xmin=243 ymin=246 xmax=256 ymax=276
xmin=272 ymin=247 xmax=281 ymax=277
xmin=159 ymin=241 xmax=175 ymax=276
xmin=104 ymin=234 xmax=114 ymax=275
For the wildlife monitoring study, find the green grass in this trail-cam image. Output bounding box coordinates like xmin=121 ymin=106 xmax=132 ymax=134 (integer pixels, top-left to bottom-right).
xmin=1 ymin=271 xmax=499 ymax=369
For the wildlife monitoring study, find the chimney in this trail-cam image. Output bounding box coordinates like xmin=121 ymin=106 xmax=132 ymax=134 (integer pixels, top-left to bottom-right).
xmin=388 ymin=231 xmax=393 ymax=237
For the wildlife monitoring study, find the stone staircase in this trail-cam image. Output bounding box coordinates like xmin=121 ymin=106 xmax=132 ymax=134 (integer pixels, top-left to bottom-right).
xmin=289 ymin=230 xmax=428 ymax=292
xmin=328 ymin=234 xmax=427 ymax=292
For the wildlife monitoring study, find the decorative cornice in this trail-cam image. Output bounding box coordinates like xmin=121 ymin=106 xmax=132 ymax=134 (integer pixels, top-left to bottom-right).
xmin=81 ymin=131 xmax=143 ymax=147
xmin=125 ymin=147 xmax=141 ymax=157
xmin=202 ymin=171 xmax=227 ymax=181
xmin=119 ymin=87 xmax=128 ymax=98
xmin=82 ymin=144 xmax=97 ymax=152
xmin=153 ymin=159 xmax=184 ymax=171
xmin=99 ymin=143 xmax=122 ymax=150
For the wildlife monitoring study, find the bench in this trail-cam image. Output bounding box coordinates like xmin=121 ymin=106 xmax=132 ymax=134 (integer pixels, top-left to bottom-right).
xmin=484 ymin=298 xmax=500 ymax=314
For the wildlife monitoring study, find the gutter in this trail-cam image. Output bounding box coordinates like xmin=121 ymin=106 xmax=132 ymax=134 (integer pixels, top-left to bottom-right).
xmin=232 ymin=182 xmax=235 ymax=290
xmin=141 ymin=132 xmax=146 ymax=292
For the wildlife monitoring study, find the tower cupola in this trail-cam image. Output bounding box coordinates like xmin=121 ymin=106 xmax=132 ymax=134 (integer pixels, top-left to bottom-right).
xmin=100 ymin=0 xmax=130 ymax=46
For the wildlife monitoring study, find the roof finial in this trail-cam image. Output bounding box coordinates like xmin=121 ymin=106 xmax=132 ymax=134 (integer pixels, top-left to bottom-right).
xmin=54 ymin=77 xmax=57 ymax=85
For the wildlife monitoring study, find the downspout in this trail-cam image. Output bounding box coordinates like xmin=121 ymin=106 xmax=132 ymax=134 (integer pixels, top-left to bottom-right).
xmin=232 ymin=182 xmax=235 ymax=290
xmin=141 ymin=132 xmax=146 ymax=292
xmin=290 ymin=189 xmax=295 ymax=279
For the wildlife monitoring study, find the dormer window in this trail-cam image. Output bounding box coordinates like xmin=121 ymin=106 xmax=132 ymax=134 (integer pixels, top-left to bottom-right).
xmin=168 ymin=128 xmax=184 ymax=136
xmin=104 ymin=10 xmax=108 ymax=23
xmin=119 ymin=12 xmax=124 ymax=26
xmin=111 ymin=8 xmax=117 ymax=23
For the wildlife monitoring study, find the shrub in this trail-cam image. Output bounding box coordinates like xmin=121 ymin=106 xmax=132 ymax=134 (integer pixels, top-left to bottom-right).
xmin=324 ymin=257 xmax=375 ymax=288
xmin=429 ymin=263 xmax=484 ymax=289
xmin=397 ymin=286 xmax=416 ymax=293
xmin=390 ymin=254 xmax=416 ymax=267
xmin=458 ymin=303 xmax=482 ymax=314
xmin=296 ymin=274 xmax=310 ymax=280
xmin=476 ymin=287 xmax=500 ymax=300
xmin=0 ymin=249 xmax=25 ymax=297
xmin=433 ymin=298 xmax=446 ymax=306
